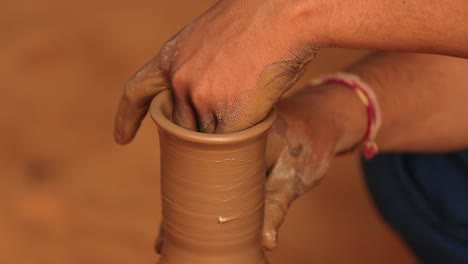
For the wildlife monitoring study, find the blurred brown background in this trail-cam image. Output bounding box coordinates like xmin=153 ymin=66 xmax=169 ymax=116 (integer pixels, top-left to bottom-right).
xmin=0 ymin=0 xmax=418 ymax=263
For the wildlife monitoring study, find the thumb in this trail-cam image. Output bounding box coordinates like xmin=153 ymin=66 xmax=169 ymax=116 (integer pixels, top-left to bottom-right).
xmin=262 ymin=148 xmax=301 ymax=250
xmin=114 ymin=56 xmax=168 ymax=144
xmin=263 ymin=194 xmax=288 ymax=250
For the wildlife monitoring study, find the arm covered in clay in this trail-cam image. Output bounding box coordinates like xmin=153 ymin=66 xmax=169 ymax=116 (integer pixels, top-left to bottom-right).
xmin=262 ymin=52 xmax=468 ymax=249
xmin=114 ymin=0 xmax=468 ymax=143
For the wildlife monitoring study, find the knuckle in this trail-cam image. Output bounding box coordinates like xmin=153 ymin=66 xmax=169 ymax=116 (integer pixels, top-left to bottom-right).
xmin=190 ymin=88 xmax=207 ymax=106
xmin=266 ymin=197 xmax=287 ymax=216
xmin=170 ymin=67 xmax=190 ymax=91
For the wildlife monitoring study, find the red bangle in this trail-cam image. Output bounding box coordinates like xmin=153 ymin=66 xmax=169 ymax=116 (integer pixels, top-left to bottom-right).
xmin=311 ymin=72 xmax=382 ymax=159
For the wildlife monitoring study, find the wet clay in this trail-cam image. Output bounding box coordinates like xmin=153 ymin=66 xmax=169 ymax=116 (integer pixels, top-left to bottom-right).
xmin=150 ymin=91 xmax=276 ymax=264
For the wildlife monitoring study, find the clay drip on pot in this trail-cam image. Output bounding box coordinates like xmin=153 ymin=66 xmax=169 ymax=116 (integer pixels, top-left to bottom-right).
xmin=151 ymin=91 xmax=274 ymax=264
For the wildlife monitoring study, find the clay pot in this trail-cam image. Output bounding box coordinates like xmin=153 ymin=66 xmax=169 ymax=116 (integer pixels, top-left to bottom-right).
xmin=150 ymin=90 xmax=275 ymax=264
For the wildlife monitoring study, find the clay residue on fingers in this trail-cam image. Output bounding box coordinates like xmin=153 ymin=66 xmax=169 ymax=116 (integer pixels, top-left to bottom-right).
xmin=215 ymin=47 xmax=318 ymax=134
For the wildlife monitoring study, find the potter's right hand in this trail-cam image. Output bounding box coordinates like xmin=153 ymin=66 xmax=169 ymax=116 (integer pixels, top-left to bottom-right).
xmin=114 ymin=0 xmax=321 ymax=143
xmin=262 ymin=83 xmax=367 ymax=250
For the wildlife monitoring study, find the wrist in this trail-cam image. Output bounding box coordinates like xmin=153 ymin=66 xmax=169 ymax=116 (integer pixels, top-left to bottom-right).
xmin=302 ymin=84 xmax=368 ymax=154
xmin=277 ymin=83 xmax=367 ymax=156
xmin=328 ymin=85 xmax=368 ymax=154
xmin=312 ymin=71 xmax=384 ymax=159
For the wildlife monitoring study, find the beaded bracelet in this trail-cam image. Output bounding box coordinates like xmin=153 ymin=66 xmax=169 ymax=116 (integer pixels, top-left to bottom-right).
xmin=311 ymin=72 xmax=382 ymax=159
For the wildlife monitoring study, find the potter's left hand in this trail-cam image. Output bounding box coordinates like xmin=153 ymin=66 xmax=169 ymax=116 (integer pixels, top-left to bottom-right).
xmin=262 ymin=83 xmax=366 ymax=250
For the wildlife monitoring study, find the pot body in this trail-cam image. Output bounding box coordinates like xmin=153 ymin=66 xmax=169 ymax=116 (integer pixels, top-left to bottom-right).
xmin=151 ymin=91 xmax=274 ymax=264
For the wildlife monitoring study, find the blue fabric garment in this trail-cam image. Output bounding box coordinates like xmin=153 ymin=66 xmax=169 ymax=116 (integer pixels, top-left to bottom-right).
xmin=362 ymin=151 xmax=468 ymax=264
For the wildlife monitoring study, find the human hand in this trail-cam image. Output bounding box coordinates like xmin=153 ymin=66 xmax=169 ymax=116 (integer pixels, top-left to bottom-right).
xmin=114 ymin=0 xmax=319 ymax=142
xmin=262 ymin=83 xmax=367 ymax=249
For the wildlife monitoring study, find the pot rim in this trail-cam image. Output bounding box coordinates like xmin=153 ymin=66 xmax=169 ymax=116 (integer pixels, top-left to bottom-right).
xmin=150 ymin=90 xmax=276 ymax=145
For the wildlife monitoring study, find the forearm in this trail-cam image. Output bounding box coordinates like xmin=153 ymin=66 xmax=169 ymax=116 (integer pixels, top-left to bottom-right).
xmin=300 ymin=0 xmax=468 ymax=57
xmin=346 ymin=52 xmax=468 ymax=152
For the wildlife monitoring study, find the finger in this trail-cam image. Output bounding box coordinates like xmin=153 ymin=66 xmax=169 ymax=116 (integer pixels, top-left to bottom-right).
xmin=172 ymin=93 xmax=198 ymax=131
xmin=266 ymin=133 xmax=283 ymax=171
xmin=184 ymin=91 xmax=217 ymax=133
xmin=262 ymin=149 xmax=300 ymax=250
xmin=114 ymin=56 xmax=168 ymax=144
xmin=154 ymin=221 xmax=165 ymax=254
xmin=263 ymin=195 xmax=288 ymax=250
xmin=197 ymin=112 xmax=217 ymax=133
xmin=172 ymin=89 xmax=216 ymax=133
xmin=265 ymin=118 xmax=288 ymax=171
